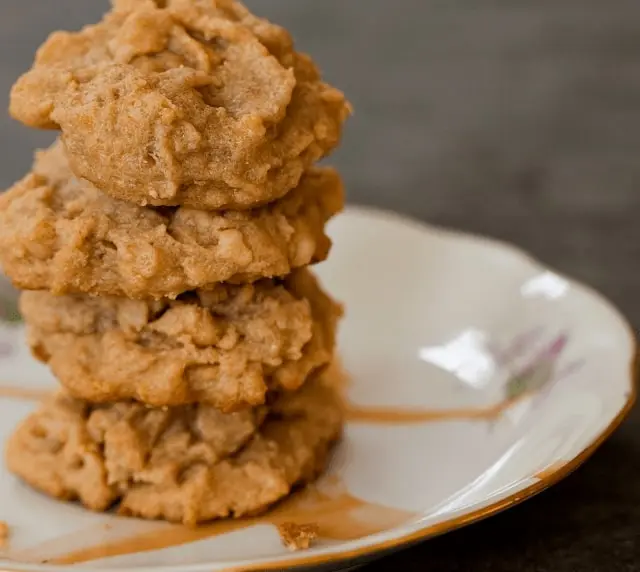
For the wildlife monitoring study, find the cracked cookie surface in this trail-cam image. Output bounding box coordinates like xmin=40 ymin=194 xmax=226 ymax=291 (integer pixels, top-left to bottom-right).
xmin=0 ymin=143 xmax=343 ymax=299
xmin=10 ymin=0 xmax=350 ymax=209
xmin=20 ymin=270 xmax=341 ymax=410
xmin=6 ymin=375 xmax=344 ymax=525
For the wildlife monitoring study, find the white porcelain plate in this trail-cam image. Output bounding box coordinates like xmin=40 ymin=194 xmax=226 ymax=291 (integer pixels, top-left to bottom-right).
xmin=0 ymin=207 xmax=635 ymax=571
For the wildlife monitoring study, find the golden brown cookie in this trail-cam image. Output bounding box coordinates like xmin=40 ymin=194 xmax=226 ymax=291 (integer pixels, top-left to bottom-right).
xmin=0 ymin=143 xmax=343 ymax=299
xmin=20 ymin=270 xmax=341 ymax=410
xmin=6 ymin=375 xmax=344 ymax=525
xmin=10 ymin=0 xmax=350 ymax=209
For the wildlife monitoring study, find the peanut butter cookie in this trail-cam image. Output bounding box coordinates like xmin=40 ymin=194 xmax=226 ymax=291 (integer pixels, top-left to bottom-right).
xmin=0 ymin=143 xmax=343 ymax=299
xmin=6 ymin=375 xmax=343 ymax=525
xmin=20 ymin=270 xmax=341 ymax=410
xmin=10 ymin=0 xmax=350 ymax=209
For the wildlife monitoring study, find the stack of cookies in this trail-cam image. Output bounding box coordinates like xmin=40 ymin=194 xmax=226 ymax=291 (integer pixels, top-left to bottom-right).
xmin=0 ymin=0 xmax=350 ymax=525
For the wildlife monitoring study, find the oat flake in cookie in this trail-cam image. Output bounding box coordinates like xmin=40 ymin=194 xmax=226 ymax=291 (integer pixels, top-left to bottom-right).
xmin=6 ymin=376 xmax=344 ymax=525
xmin=20 ymin=270 xmax=341 ymax=411
xmin=9 ymin=0 xmax=351 ymax=209
xmin=0 ymin=143 xmax=344 ymax=299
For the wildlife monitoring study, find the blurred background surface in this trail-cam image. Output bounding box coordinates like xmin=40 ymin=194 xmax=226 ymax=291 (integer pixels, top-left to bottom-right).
xmin=0 ymin=1 xmax=638 ymax=570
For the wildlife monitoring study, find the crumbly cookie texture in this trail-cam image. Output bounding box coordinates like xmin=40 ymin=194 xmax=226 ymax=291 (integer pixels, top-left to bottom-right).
xmin=0 ymin=143 xmax=343 ymax=299
xmin=6 ymin=376 xmax=344 ymax=525
xmin=278 ymin=522 xmax=319 ymax=551
xmin=9 ymin=0 xmax=350 ymax=209
xmin=20 ymin=270 xmax=341 ymax=410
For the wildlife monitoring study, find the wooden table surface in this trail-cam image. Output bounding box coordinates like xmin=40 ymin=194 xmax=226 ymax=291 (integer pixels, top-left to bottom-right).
xmin=1 ymin=1 xmax=639 ymax=570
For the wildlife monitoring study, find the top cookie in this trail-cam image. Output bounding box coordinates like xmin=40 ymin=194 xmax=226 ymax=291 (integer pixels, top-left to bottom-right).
xmin=10 ymin=0 xmax=350 ymax=210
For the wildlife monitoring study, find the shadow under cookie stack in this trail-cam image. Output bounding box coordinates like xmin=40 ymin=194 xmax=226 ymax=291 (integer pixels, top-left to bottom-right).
xmin=0 ymin=0 xmax=350 ymax=526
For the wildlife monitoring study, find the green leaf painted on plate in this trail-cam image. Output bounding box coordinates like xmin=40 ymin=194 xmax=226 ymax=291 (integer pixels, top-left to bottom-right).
xmin=506 ymin=361 xmax=554 ymax=400
xmin=504 ymin=334 xmax=568 ymax=400
xmin=0 ymin=298 xmax=21 ymax=323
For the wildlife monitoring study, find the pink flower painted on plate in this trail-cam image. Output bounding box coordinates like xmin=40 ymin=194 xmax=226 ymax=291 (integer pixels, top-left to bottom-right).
xmin=0 ymin=341 xmax=12 ymax=358
xmin=490 ymin=326 xmax=545 ymax=368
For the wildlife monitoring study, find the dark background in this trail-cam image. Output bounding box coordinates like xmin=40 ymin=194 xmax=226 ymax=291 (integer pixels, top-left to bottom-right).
xmin=1 ymin=1 xmax=639 ymax=570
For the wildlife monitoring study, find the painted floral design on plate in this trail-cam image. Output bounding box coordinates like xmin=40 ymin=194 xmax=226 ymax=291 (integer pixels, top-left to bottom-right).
xmin=0 ymin=279 xmax=20 ymax=324
xmin=498 ymin=328 xmax=584 ymax=404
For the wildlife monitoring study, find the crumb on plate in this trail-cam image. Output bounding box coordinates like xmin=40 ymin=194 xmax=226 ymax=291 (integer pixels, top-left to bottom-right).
xmin=277 ymin=522 xmax=319 ymax=551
